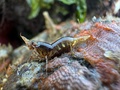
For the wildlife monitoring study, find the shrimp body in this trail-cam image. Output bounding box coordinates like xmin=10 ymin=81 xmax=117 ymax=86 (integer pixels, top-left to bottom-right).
xmin=21 ymin=35 xmax=90 ymax=59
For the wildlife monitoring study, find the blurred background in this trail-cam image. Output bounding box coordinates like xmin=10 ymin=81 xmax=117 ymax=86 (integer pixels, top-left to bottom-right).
xmin=0 ymin=0 xmax=120 ymax=48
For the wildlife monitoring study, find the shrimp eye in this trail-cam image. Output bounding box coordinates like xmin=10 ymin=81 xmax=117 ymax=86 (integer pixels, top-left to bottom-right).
xmin=27 ymin=41 xmax=36 ymax=50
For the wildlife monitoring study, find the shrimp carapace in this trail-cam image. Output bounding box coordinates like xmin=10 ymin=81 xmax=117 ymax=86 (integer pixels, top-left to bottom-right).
xmin=21 ymin=35 xmax=90 ymax=59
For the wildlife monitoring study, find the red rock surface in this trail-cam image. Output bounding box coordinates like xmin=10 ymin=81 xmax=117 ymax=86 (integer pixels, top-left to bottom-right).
xmin=75 ymin=21 xmax=120 ymax=88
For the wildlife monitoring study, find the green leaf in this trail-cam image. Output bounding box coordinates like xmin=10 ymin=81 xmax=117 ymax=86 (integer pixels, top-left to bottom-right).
xmin=43 ymin=0 xmax=54 ymax=3
xmin=26 ymin=0 xmax=54 ymax=19
xmin=28 ymin=6 xmax=40 ymax=19
xmin=27 ymin=0 xmax=41 ymax=19
xmin=76 ymin=0 xmax=87 ymax=22
xmin=59 ymin=0 xmax=87 ymax=22
xmin=59 ymin=0 xmax=76 ymax=5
